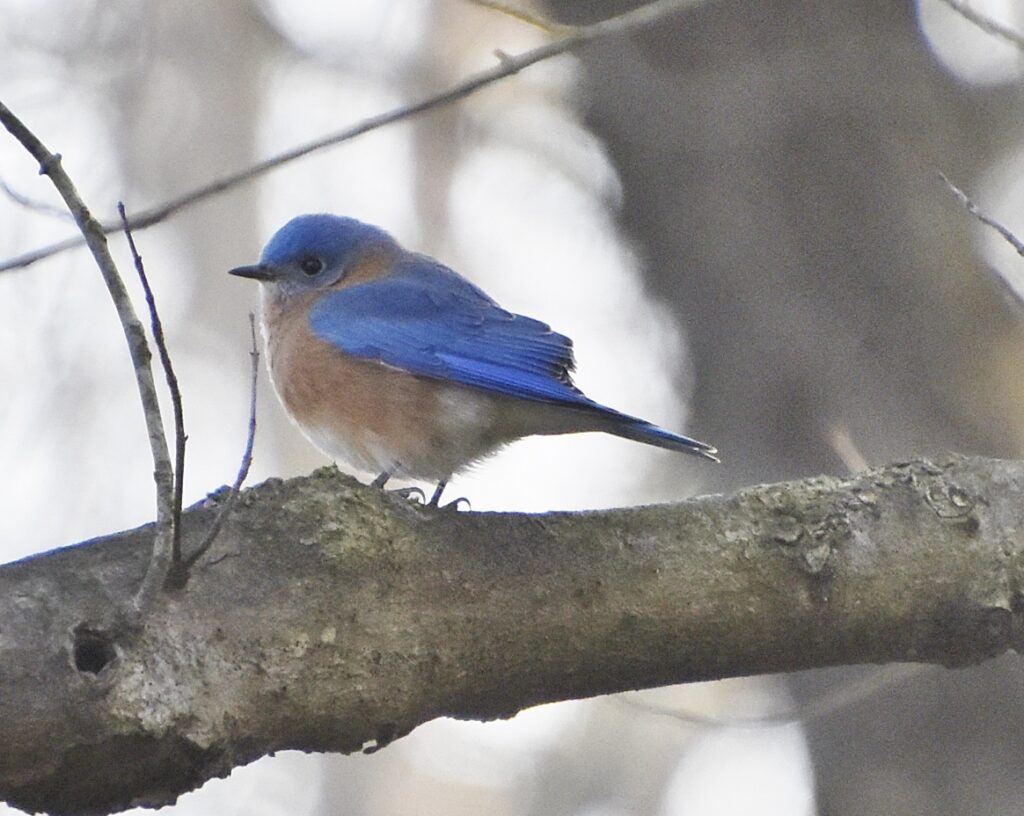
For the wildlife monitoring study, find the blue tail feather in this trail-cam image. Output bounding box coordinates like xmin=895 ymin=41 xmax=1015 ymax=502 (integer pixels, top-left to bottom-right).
xmin=589 ymin=405 xmax=719 ymax=462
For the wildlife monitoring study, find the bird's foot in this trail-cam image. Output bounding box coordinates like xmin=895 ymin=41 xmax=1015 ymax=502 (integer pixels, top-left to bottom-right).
xmin=370 ymin=471 xmax=425 ymax=503
xmin=427 ymin=480 xmax=470 ymax=511
xmin=371 ymin=475 xmax=468 ymax=509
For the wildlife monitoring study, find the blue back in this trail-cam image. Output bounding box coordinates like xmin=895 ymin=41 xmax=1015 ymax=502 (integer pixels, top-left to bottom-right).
xmin=249 ymin=213 xmax=716 ymax=460
xmin=308 ymin=255 xmax=593 ymax=408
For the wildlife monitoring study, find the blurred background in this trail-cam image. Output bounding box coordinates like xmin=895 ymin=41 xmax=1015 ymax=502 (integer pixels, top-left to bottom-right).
xmin=3 ymin=0 xmax=1024 ymax=813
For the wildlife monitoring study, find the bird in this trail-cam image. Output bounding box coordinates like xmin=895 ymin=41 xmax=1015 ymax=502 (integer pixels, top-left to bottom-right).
xmin=229 ymin=214 xmax=717 ymax=506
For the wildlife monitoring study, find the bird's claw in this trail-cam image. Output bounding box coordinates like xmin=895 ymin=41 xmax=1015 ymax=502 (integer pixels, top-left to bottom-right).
xmin=437 ymin=496 xmax=471 ymax=512
xmin=390 ymin=486 xmax=426 ymax=504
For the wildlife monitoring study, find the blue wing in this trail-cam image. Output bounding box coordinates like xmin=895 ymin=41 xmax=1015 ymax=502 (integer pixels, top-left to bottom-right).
xmin=308 ymin=255 xmax=591 ymax=407
xmin=308 ymin=255 xmax=718 ymax=460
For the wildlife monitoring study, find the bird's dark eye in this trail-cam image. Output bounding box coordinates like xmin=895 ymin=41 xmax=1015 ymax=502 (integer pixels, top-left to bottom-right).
xmin=299 ymin=256 xmax=323 ymax=276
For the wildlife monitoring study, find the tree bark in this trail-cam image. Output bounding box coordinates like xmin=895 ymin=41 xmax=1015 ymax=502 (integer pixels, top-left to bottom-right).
xmin=3 ymin=455 xmax=1022 ymax=815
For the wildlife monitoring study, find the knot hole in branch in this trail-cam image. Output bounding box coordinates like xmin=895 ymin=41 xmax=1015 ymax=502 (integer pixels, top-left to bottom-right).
xmin=72 ymin=625 xmax=117 ymax=674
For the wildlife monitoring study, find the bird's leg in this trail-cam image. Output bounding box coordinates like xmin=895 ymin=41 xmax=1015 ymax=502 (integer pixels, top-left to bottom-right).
xmin=423 ymin=477 xmax=475 ymax=509
xmin=428 ymin=480 xmax=448 ymax=507
xmin=427 ymin=480 xmax=471 ymax=510
xmin=372 ymin=474 xmax=456 ymax=507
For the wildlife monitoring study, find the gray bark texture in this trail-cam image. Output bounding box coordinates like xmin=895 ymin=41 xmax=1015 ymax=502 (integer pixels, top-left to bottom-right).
xmin=2 ymin=455 xmax=1023 ymax=815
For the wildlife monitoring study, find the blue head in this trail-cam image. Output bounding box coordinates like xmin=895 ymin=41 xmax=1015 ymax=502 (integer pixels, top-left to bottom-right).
xmin=229 ymin=214 xmax=399 ymax=299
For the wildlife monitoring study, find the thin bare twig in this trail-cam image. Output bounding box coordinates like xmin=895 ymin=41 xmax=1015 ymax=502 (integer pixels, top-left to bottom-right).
xmin=0 ymin=0 xmax=706 ymax=273
xmin=466 ymin=0 xmax=571 ymax=34
xmin=175 ymin=313 xmax=259 ymax=580
xmin=940 ymin=172 xmax=1024 ymax=257
xmin=118 ymin=202 xmax=187 ymax=565
xmin=0 ymin=101 xmax=175 ymax=616
xmin=939 ymin=172 xmax=1024 ymax=313
xmin=0 ymin=177 xmax=73 ymax=219
xmin=614 ymin=665 xmax=926 ymax=729
xmin=934 ymin=0 xmax=1024 ymax=51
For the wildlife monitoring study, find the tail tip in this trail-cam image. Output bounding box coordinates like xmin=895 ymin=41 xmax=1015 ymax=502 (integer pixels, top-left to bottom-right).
xmin=701 ymin=448 xmax=721 ymax=463
xmin=692 ymin=441 xmax=720 ymax=463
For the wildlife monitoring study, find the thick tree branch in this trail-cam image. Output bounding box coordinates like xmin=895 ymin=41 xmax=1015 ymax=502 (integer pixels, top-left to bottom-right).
xmin=2 ymin=455 xmax=1022 ymax=815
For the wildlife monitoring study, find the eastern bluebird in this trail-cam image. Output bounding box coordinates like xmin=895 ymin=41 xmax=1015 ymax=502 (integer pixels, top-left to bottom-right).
xmin=229 ymin=214 xmax=717 ymax=506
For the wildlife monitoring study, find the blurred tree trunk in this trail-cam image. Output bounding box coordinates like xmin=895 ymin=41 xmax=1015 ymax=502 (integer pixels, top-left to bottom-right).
xmin=543 ymin=0 xmax=1024 ymax=812
xmin=110 ymin=0 xmax=271 ymax=336
xmin=106 ymin=0 xmax=325 ymax=480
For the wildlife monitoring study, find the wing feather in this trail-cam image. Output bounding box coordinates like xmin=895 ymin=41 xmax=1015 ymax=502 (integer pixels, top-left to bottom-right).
xmin=308 ymin=257 xmax=588 ymax=407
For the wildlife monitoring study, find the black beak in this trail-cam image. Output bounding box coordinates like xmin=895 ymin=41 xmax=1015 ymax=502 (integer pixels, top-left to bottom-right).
xmin=228 ymin=264 xmax=280 ymax=282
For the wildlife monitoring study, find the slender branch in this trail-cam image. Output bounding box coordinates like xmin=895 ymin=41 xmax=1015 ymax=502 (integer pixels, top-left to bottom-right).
xmin=0 ymin=0 xmax=707 ymax=273
xmin=466 ymin=0 xmax=571 ymax=33
xmin=614 ymin=664 xmax=926 ymax=729
xmin=0 ymin=100 xmax=176 ymax=618
xmin=175 ymin=313 xmax=259 ymax=579
xmin=939 ymin=172 xmax=1024 ymax=311
xmin=0 ymin=176 xmax=73 ymax=219
xmin=935 ymin=0 xmax=1024 ymax=51
xmin=118 ymin=202 xmax=187 ymax=565
xmin=940 ymin=172 xmax=1024 ymax=257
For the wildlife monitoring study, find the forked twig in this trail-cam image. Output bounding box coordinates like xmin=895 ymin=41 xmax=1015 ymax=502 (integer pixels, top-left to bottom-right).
xmin=0 ymin=100 xmax=175 ymax=617
xmin=118 ymin=202 xmax=188 ymax=564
